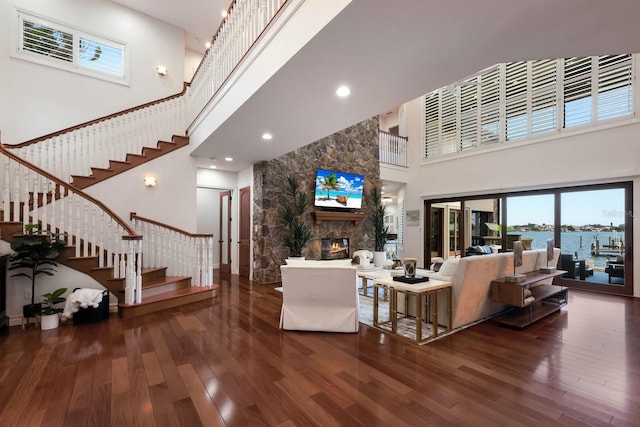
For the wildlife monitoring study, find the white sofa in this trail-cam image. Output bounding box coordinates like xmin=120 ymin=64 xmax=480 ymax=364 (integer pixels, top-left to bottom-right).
xmin=427 ymin=248 xmax=561 ymax=329
xmin=280 ymin=261 xmax=359 ymax=333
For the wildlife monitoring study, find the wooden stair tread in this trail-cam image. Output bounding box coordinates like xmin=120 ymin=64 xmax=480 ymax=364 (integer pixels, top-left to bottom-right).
xmin=143 ymin=276 xmax=190 ymax=288
xmin=121 ymin=285 xmax=216 ymax=305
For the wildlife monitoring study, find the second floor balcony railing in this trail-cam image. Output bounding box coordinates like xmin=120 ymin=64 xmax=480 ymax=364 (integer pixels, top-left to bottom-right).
xmin=379 ymin=130 xmax=408 ymax=167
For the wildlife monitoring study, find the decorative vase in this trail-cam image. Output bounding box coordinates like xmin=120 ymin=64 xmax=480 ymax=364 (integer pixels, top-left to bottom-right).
xmin=40 ymin=313 xmax=59 ymax=330
xmin=373 ymin=251 xmax=385 ymax=268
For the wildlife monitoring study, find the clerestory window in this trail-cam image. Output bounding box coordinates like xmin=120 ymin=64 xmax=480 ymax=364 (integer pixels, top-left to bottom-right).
xmin=424 ymin=55 xmax=634 ymax=160
xmin=14 ymin=10 xmax=129 ymax=85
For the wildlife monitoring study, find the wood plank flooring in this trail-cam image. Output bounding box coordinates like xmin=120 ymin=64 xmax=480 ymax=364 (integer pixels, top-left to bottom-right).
xmin=1 ymin=272 xmax=639 ymax=426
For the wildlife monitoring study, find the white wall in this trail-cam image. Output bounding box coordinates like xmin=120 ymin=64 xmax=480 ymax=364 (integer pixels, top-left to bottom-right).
xmin=0 ymin=0 xmax=185 ymax=143
xmin=184 ymin=49 xmax=203 ymax=82
xmin=196 ymin=187 xmax=221 ymax=268
xmin=402 ymin=96 xmax=640 ymax=296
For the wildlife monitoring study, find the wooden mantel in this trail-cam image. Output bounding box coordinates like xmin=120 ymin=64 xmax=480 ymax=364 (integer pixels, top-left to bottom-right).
xmin=311 ymin=211 xmax=364 ymax=226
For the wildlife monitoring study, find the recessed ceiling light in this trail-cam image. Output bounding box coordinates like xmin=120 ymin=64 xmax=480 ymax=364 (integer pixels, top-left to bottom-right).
xmin=205 ymin=41 xmax=211 ymax=49
xmin=209 ymin=165 xmax=217 ymax=169
xmin=224 ymin=157 xmax=233 ymax=162
xmin=221 ymin=10 xmax=228 ymax=18
xmin=262 ymin=133 xmax=273 ymax=140
xmin=336 ymin=86 xmax=350 ymax=97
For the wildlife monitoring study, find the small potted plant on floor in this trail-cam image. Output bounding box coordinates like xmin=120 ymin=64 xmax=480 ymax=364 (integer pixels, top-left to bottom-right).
xmin=9 ymin=224 xmax=67 ymax=319
xmin=279 ymin=175 xmax=313 ymax=260
xmin=40 ymin=287 xmax=67 ymax=330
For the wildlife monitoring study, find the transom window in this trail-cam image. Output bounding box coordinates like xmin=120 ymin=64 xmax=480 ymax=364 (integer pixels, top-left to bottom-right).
xmin=14 ymin=10 xmax=128 ymax=85
xmin=424 ymin=55 xmax=634 ymax=160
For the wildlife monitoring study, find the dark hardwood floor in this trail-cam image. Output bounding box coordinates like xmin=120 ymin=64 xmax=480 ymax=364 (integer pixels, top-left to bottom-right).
xmin=1 ymin=273 xmax=639 ymax=426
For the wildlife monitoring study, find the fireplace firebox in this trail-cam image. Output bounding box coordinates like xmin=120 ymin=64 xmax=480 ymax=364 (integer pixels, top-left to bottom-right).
xmin=321 ymin=238 xmax=350 ymax=260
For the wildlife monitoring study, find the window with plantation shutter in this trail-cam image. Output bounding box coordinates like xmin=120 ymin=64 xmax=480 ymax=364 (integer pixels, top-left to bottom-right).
xmin=440 ymin=89 xmax=457 ymax=155
xmin=423 ymin=54 xmax=635 ymax=162
xmin=531 ymin=59 xmax=557 ymax=135
xmin=424 ymin=92 xmax=440 ymax=159
xmin=505 ymin=61 xmax=528 ymax=140
xmin=14 ymin=10 xmax=128 ymax=85
xmin=564 ymin=57 xmax=593 ymax=127
xmin=597 ymin=55 xmax=632 ymax=120
xmin=459 ymin=79 xmax=478 ymax=151
xmin=480 ymin=66 xmax=500 ymax=145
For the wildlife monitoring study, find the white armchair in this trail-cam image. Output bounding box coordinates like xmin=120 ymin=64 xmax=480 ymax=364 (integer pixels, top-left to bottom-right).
xmin=279 ymin=264 xmax=359 ymax=333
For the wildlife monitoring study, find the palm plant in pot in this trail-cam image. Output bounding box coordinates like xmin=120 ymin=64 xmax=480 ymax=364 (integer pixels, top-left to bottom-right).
xmin=9 ymin=224 xmax=67 ymax=319
xmin=369 ymin=187 xmax=389 ymax=267
xmin=279 ymin=175 xmax=313 ymax=260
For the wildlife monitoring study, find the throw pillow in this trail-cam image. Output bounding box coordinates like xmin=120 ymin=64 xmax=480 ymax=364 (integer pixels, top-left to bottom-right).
xmin=438 ymin=258 xmax=459 ymax=277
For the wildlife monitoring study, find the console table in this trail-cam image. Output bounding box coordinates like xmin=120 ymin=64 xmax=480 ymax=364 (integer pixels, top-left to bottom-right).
xmin=491 ymin=270 xmax=567 ymax=328
xmin=372 ymin=276 xmax=452 ymax=344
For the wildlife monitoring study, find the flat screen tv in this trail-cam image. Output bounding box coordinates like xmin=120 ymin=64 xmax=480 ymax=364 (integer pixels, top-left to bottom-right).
xmin=314 ymin=169 xmax=364 ymax=210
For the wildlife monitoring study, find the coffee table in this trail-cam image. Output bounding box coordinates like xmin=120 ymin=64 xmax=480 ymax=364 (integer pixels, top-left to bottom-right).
xmin=372 ymin=276 xmax=452 ymax=344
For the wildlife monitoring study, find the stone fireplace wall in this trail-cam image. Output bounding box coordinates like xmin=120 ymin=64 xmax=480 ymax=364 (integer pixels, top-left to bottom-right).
xmin=252 ymin=116 xmax=381 ymax=284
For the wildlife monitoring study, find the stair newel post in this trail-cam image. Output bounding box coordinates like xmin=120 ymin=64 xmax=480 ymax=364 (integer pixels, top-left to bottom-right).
xmin=12 ymin=164 xmax=21 ymax=223
xmin=20 ymin=166 xmax=30 ymax=226
xmin=74 ymin=195 xmax=81 ymax=257
xmin=135 ymin=237 xmax=143 ymax=304
xmin=98 ymin=211 xmax=105 ymax=268
xmin=123 ymin=238 xmax=134 ymax=304
xmin=209 ymin=235 xmax=214 ymax=286
xmin=90 ymin=205 xmax=97 ymax=257
xmin=106 ymin=218 xmax=114 ymax=270
xmin=2 ymin=155 xmax=9 ymax=222
xmin=192 ymin=236 xmax=200 ymax=286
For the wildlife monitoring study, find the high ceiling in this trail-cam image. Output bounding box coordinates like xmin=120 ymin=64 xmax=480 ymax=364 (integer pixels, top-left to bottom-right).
xmin=112 ymin=0 xmax=640 ymax=176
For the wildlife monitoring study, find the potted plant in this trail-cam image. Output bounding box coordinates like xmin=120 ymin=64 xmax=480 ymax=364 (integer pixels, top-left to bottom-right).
xmin=369 ymin=187 xmax=389 ymax=267
xmin=40 ymin=287 xmax=67 ymax=330
xmin=279 ymin=175 xmax=313 ymax=259
xmin=9 ymin=224 xmax=67 ymax=319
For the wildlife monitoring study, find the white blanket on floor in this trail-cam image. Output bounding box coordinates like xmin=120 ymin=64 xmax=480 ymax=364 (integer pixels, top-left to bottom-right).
xmin=62 ymin=288 xmax=104 ymax=319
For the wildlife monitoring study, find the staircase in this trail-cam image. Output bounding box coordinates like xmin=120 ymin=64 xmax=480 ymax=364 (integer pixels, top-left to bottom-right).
xmin=70 ymin=135 xmax=189 ymax=189
xmin=0 ymin=140 xmax=217 ymax=320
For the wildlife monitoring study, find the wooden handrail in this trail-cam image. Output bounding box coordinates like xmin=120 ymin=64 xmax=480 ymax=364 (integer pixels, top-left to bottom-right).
xmin=130 ymin=212 xmax=213 ymax=238
xmin=6 ymin=83 xmax=188 ymax=148
xmin=0 ymin=142 xmax=140 ymax=238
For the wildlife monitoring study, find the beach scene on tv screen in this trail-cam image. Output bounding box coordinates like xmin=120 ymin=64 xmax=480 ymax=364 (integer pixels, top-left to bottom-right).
xmin=314 ymin=169 xmax=364 ymax=209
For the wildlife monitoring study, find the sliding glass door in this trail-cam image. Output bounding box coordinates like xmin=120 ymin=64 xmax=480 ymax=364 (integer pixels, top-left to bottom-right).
xmin=425 ymin=182 xmax=633 ymax=296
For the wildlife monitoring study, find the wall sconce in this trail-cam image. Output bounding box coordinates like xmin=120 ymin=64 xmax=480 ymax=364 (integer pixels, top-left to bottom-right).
xmin=156 ymin=65 xmax=168 ymax=76
xmin=144 ymin=175 xmax=157 ymax=188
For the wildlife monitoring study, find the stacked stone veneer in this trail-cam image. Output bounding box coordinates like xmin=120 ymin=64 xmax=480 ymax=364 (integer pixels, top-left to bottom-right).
xmin=253 ymin=117 xmax=380 ymax=284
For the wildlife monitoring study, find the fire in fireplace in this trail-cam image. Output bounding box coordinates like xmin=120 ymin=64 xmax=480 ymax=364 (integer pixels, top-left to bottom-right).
xmin=321 ymin=238 xmax=350 ymax=260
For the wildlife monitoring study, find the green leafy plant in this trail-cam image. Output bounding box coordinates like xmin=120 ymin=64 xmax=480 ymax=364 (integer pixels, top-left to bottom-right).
xmin=41 ymin=287 xmax=67 ymax=315
xmin=9 ymin=224 xmax=67 ymax=306
xmin=369 ymin=187 xmax=389 ymax=251
xmin=279 ymin=175 xmax=313 ymax=257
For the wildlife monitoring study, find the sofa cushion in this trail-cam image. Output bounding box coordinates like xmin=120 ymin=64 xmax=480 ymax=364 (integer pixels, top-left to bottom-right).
xmin=437 ymin=258 xmax=459 ymax=278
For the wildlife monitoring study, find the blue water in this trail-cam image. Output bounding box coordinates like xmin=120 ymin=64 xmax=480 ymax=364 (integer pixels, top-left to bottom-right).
xmin=515 ymin=231 xmax=623 ymax=268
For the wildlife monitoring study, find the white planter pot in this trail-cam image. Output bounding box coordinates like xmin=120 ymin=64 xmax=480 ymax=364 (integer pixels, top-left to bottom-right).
xmin=373 ymin=251 xmax=386 ymax=268
xmin=40 ymin=313 xmax=60 ymax=330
